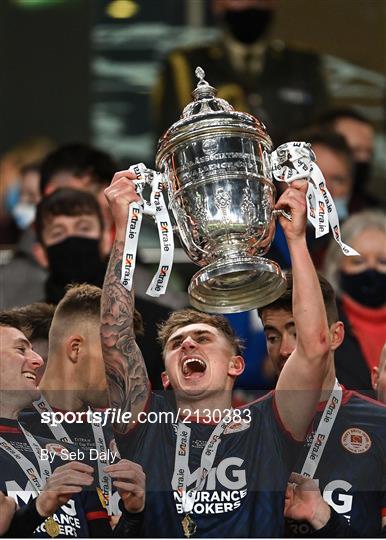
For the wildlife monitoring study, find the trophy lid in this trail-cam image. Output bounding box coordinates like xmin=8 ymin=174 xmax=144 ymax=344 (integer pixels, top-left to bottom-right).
xmin=181 ymin=67 xmax=235 ymax=118
xmin=156 ymin=66 xmax=272 ymax=166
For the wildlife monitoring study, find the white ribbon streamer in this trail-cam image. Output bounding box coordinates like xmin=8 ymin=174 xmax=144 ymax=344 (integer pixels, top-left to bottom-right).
xmin=120 ymin=164 xmax=146 ymax=292
xmin=120 ymin=163 xmax=175 ymax=297
xmin=270 ymin=142 xmax=359 ymax=256
xmin=146 ymin=172 xmax=174 ymax=297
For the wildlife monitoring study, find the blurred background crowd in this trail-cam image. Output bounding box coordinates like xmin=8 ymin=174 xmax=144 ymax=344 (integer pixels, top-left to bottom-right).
xmin=1 ymin=0 xmax=385 ymax=400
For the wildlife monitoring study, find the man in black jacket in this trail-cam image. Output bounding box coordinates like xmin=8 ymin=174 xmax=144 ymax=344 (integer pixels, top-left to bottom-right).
xmin=153 ymin=0 xmax=329 ymax=146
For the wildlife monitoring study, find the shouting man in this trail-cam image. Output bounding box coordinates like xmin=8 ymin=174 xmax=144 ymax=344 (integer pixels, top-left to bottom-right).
xmin=100 ymin=170 xmax=330 ymax=537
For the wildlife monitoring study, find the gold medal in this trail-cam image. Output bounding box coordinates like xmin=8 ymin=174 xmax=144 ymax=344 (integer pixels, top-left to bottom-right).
xmin=45 ymin=516 xmax=60 ymax=538
xmin=182 ymin=514 xmax=197 ymax=538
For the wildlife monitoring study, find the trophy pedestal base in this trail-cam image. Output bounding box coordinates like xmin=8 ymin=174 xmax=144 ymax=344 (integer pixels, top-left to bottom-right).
xmin=188 ymin=257 xmax=286 ymax=314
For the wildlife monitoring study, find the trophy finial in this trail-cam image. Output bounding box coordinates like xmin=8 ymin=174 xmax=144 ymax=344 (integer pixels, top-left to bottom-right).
xmin=182 ymin=66 xmax=234 ymax=115
xmin=195 ymin=66 xmax=206 ymax=84
xmin=193 ymin=66 xmax=216 ymax=98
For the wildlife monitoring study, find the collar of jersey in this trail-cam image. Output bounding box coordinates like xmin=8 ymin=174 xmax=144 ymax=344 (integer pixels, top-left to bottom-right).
xmin=0 ymin=417 xmax=22 ymax=433
xmin=316 ymin=385 xmax=352 ymax=412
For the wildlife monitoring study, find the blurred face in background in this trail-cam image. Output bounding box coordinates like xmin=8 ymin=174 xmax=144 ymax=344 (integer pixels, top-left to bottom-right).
xmin=11 ymin=167 xmax=41 ymax=230
xmin=43 ymin=175 xmax=112 ymax=257
xmin=333 ymin=118 xmax=374 ymax=189
xmin=334 ymin=118 xmax=374 ymax=163
xmin=33 ymin=209 xmax=108 ymax=305
xmin=312 ymin=143 xmax=353 ymax=221
xmin=339 ymin=227 xmax=386 ymax=308
xmin=41 ymin=213 xmax=102 ymax=248
xmin=213 ymin=0 xmax=278 ymax=44
xmin=312 ymin=144 xmax=353 ymax=201
xmin=20 ymin=168 xmax=41 ymax=206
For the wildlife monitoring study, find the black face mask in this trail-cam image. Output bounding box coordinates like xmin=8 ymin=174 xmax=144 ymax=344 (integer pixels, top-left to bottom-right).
xmin=224 ymin=8 xmax=274 ymax=44
xmin=340 ymin=269 xmax=386 ymax=309
xmin=353 ymin=161 xmax=372 ymax=193
xmin=45 ymin=236 xmax=106 ymax=304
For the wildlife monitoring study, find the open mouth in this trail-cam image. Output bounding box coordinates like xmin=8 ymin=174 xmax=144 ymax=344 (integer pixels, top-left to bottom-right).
xmin=22 ymin=372 xmax=37 ymax=383
xmin=181 ymin=358 xmax=207 ymax=379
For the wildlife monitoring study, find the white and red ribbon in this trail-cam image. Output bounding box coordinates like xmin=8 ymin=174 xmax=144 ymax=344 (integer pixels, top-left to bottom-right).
xmin=270 ymin=142 xmax=359 ymax=256
xmin=120 ymin=163 xmax=174 ymax=296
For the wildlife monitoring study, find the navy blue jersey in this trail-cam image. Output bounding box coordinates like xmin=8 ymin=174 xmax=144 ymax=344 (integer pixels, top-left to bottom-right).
xmin=0 ymin=418 xmax=109 ymax=537
xmin=19 ymin=407 xmax=122 ymax=516
xmin=286 ymin=389 xmax=386 ymax=538
xmin=116 ymin=391 xmax=300 ymax=538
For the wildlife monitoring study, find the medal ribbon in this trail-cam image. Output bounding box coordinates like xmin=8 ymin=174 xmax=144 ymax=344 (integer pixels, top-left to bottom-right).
xmin=32 ymin=394 xmax=113 ymax=515
xmin=1 ymin=426 xmax=63 ymax=537
xmin=172 ymin=414 xmax=234 ymax=514
xmin=120 ymin=163 xmax=174 ymax=297
xmin=270 ymin=142 xmax=359 ymax=256
xmin=33 ymin=396 xmax=74 ymax=443
xmin=0 ymin=426 xmax=51 ymax=493
xmin=90 ymin=411 xmax=112 ymax=515
xmin=300 ymin=378 xmax=342 ymax=479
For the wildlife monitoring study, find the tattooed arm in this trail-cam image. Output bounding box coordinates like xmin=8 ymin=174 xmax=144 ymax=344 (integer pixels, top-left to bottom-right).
xmin=101 ymin=170 xmax=151 ymax=434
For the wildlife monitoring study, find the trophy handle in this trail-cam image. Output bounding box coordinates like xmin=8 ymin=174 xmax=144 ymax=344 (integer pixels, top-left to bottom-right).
xmin=272 ymin=209 xmax=292 ymax=222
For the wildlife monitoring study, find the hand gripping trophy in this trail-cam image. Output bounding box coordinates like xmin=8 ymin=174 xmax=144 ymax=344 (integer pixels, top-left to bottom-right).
xmin=120 ymin=67 xmax=357 ymax=314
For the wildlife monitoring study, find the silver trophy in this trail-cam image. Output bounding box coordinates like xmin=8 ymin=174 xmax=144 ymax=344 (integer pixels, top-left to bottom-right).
xmin=153 ymin=67 xmax=289 ymax=314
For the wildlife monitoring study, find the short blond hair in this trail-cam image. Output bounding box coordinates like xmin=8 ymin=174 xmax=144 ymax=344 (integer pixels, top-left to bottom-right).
xmin=54 ymin=283 xmax=144 ymax=337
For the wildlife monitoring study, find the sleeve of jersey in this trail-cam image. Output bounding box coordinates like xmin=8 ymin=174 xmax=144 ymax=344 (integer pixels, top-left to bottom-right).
xmin=309 ymin=507 xmax=354 ymax=538
xmin=3 ymin=497 xmax=45 ymax=538
xmin=267 ymin=393 xmax=303 ymax=471
xmin=112 ymin=499 xmax=144 ymax=537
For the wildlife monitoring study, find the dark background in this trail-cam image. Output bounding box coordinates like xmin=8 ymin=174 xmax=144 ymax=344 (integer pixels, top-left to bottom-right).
xmin=1 ymin=0 xmax=385 ymax=162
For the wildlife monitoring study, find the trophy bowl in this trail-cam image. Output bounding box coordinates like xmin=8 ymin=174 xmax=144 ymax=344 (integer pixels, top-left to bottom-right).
xmin=155 ymin=67 xmax=286 ymax=314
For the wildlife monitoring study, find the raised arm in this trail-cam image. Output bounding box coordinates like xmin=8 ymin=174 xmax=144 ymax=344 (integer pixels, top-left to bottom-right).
xmin=274 ymin=181 xmax=330 ymax=440
xmin=101 ymin=170 xmax=151 ymax=434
